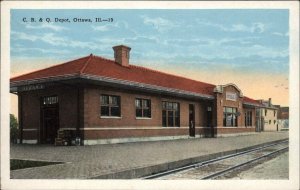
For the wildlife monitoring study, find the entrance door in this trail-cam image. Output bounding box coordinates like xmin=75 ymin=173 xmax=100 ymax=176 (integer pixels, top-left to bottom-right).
xmin=207 ymin=107 xmax=214 ymax=137
xmin=41 ymin=96 xmax=59 ymax=144
xmin=189 ymin=104 xmax=195 ymax=137
xmin=162 ymin=101 xmax=180 ymax=127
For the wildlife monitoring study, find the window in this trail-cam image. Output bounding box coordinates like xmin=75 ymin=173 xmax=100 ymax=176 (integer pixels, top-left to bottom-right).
xmin=136 ymin=98 xmax=151 ymax=118
xmin=274 ymin=110 xmax=276 ymax=117
xmin=42 ymin=95 xmax=58 ymax=105
xmin=265 ymin=109 xmax=267 ymax=116
xmin=269 ymin=120 xmax=271 ymax=124
xmin=274 ymin=120 xmax=276 ymax=124
xmin=162 ymin=101 xmax=180 ymax=127
xmin=245 ymin=111 xmax=252 ymax=127
xmin=223 ymin=107 xmax=238 ymax=127
xmin=100 ymin=95 xmax=121 ymax=117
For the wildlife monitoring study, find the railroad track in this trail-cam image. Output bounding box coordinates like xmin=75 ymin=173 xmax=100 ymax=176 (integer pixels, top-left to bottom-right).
xmin=143 ymin=140 xmax=288 ymax=179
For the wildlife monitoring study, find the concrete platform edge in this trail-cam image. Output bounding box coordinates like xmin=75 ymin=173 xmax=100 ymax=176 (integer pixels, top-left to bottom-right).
xmin=90 ymin=138 xmax=288 ymax=179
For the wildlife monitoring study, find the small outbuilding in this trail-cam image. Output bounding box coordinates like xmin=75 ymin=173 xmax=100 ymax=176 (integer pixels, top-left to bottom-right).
xmin=256 ymin=99 xmax=279 ymax=131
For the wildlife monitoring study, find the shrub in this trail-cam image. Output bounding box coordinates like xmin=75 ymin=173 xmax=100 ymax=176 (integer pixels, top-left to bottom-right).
xmin=10 ymin=114 xmax=19 ymax=144
xmin=11 ymin=159 xmax=63 ymax=170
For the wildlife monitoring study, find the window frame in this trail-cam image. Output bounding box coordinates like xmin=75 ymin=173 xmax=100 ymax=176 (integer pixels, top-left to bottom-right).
xmin=265 ymin=109 xmax=267 ymax=116
xmin=223 ymin=106 xmax=238 ymax=127
xmin=100 ymin=94 xmax=121 ymax=117
xmin=42 ymin=95 xmax=58 ymax=106
xmin=135 ymin=98 xmax=151 ymax=119
xmin=245 ymin=110 xmax=252 ymax=127
xmin=162 ymin=101 xmax=180 ymax=127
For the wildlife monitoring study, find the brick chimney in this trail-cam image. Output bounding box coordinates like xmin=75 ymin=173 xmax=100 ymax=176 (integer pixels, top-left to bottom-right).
xmin=113 ymin=45 xmax=131 ymax=67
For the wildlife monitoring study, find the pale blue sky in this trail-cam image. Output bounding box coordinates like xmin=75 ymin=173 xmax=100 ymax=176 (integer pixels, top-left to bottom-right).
xmin=11 ymin=9 xmax=289 ymax=75
xmin=10 ymin=9 xmax=290 ymax=106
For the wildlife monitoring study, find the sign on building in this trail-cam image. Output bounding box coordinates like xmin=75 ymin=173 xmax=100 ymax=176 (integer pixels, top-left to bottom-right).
xmin=226 ymin=92 xmax=237 ymax=101
xmin=19 ymin=84 xmax=45 ymax=92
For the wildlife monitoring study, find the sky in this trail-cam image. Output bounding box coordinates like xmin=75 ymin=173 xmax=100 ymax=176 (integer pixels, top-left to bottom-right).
xmin=10 ymin=9 xmax=289 ymax=116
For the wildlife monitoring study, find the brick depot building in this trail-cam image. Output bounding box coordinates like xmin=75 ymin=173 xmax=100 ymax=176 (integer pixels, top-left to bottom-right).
xmin=10 ymin=45 xmax=262 ymax=145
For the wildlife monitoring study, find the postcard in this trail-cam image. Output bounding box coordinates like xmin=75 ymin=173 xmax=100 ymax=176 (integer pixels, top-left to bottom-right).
xmin=1 ymin=1 xmax=299 ymax=190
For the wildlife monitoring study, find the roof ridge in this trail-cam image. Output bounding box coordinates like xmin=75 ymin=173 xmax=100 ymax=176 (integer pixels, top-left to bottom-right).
xmin=79 ymin=54 xmax=93 ymax=74
xmin=130 ymin=64 xmax=215 ymax=87
xmin=11 ymin=55 xmax=91 ymax=80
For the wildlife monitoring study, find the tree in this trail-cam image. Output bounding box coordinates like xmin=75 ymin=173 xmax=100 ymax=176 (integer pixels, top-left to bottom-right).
xmin=10 ymin=114 xmax=19 ymax=144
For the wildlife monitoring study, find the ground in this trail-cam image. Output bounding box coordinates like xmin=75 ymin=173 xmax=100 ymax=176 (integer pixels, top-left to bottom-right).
xmin=9 ymin=132 xmax=288 ymax=179
xmin=230 ymin=152 xmax=288 ymax=179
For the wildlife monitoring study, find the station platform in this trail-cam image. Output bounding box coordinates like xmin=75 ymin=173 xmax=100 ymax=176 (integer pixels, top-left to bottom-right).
xmin=10 ymin=131 xmax=288 ymax=179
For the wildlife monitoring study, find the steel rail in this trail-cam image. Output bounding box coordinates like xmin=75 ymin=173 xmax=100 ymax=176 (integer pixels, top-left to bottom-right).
xmin=200 ymin=146 xmax=289 ymax=179
xmin=143 ymin=140 xmax=288 ymax=179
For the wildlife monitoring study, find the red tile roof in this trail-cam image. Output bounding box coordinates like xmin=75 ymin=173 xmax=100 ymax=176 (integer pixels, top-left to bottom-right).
xmin=11 ymin=56 xmax=91 ymax=81
xmin=10 ymin=54 xmax=260 ymax=105
xmin=243 ymin=96 xmax=262 ymax=106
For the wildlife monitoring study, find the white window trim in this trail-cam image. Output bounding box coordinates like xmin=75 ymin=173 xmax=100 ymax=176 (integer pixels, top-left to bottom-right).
xmin=100 ymin=116 xmax=122 ymax=119
xmin=136 ymin=117 xmax=152 ymax=120
xmin=135 ymin=98 xmax=151 ymax=118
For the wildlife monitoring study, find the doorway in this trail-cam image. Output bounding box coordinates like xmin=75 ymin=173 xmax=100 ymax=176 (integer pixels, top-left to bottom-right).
xmin=189 ymin=104 xmax=195 ymax=137
xmin=162 ymin=101 xmax=180 ymax=127
xmin=207 ymin=106 xmax=214 ymax=137
xmin=40 ymin=96 xmax=59 ymax=144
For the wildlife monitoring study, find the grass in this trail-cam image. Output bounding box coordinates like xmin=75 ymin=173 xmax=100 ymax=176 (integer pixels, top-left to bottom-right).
xmin=10 ymin=159 xmax=63 ymax=170
xmin=280 ymin=128 xmax=289 ymax=131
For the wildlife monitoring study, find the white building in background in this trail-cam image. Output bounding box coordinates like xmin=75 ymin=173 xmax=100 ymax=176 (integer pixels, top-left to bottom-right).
xmin=256 ymin=98 xmax=279 ymax=131
xmin=274 ymin=106 xmax=289 ymax=131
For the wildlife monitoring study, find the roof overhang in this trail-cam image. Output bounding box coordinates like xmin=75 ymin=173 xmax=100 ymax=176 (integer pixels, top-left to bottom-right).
xmin=10 ymin=74 xmax=79 ymax=89
xmin=10 ymin=74 xmax=214 ymax=101
xmin=81 ymin=74 xmax=214 ymax=100
xmin=243 ymin=102 xmax=262 ymax=108
xmin=243 ymin=103 xmax=279 ymax=109
xmin=258 ymin=106 xmax=279 ymax=110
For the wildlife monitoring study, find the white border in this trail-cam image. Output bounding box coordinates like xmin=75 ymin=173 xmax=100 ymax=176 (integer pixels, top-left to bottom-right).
xmin=1 ymin=1 xmax=299 ymax=190
xmin=0 ymin=1 xmax=297 ymax=9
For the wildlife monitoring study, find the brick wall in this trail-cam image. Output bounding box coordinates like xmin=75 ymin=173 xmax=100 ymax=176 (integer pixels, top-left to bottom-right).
xmin=242 ymin=107 xmax=257 ymax=127
xmin=214 ymin=127 xmax=255 ymax=134
xmin=82 ymin=85 xmax=212 ymax=139
xmin=215 ymin=85 xmax=243 ymax=127
xmin=19 ymin=83 xmax=259 ymax=143
xmin=20 ymin=91 xmax=40 ymax=140
xmin=20 ymin=84 xmax=80 ymax=142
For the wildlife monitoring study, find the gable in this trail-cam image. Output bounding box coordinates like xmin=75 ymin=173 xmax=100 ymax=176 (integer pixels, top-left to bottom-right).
xmin=213 ymin=83 xmax=243 ymax=98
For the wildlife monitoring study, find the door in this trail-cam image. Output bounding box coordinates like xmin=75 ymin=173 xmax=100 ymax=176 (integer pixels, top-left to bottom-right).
xmin=189 ymin=104 xmax=195 ymax=137
xmin=40 ymin=96 xmax=59 ymax=144
xmin=207 ymin=106 xmax=214 ymax=137
xmin=162 ymin=101 xmax=180 ymax=127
